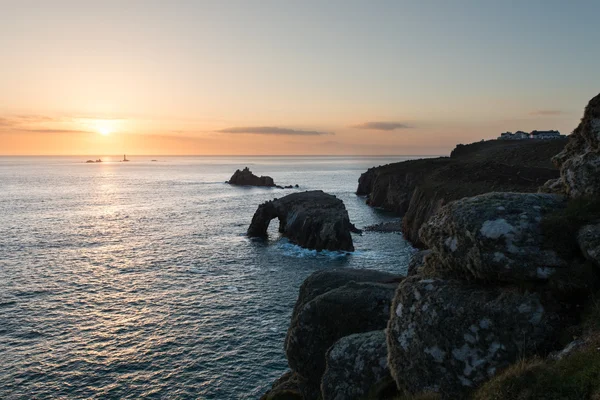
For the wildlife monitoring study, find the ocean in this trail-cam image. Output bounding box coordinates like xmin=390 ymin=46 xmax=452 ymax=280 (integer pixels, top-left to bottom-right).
xmin=0 ymin=155 xmax=416 ymax=399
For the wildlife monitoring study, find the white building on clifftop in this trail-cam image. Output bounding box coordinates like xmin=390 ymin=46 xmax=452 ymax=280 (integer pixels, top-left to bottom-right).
xmin=498 ymin=130 xmax=564 ymax=140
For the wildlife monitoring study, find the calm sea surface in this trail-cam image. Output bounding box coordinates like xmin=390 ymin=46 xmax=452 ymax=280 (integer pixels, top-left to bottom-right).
xmin=0 ymin=156 xmax=417 ymax=399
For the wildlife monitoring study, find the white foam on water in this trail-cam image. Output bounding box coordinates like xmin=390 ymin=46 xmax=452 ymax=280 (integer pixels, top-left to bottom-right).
xmin=275 ymin=239 xmax=351 ymax=259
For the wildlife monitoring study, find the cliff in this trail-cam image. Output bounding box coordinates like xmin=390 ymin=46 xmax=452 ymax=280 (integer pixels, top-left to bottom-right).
xmin=357 ymin=139 xmax=567 ymax=246
xmin=262 ymin=93 xmax=600 ymax=400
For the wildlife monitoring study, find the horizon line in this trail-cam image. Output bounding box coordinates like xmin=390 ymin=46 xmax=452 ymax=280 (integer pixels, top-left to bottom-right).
xmin=0 ymin=154 xmax=445 ymax=158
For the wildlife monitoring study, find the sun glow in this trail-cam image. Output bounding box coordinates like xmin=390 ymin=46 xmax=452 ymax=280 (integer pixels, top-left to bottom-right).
xmin=79 ymin=119 xmax=122 ymax=136
xmin=98 ymin=126 xmax=112 ymax=136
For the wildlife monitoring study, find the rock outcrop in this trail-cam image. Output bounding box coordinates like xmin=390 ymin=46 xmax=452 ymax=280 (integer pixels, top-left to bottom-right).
xmin=286 ymin=281 xmax=399 ymax=397
xmin=262 ymin=269 xmax=402 ymax=399
xmin=228 ymin=167 xmax=276 ymax=187
xmin=387 ymin=277 xmax=561 ymax=399
xmin=542 ymin=93 xmax=600 ymax=197
xmin=263 ymin=95 xmax=600 ymax=400
xmin=321 ymin=330 xmax=392 ymax=400
xmin=364 ymin=220 xmax=403 ymax=233
xmin=247 ymin=190 xmax=360 ymax=251
xmin=357 ymin=139 xmax=566 ymax=246
xmin=260 ymin=371 xmax=303 ymax=400
xmin=418 ymin=192 xmax=568 ymax=283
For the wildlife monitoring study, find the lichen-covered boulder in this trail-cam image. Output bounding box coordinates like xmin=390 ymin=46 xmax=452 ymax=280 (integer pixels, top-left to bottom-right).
xmin=542 ymin=92 xmax=600 ymax=197
xmin=248 ymin=190 xmax=360 ymax=251
xmin=387 ymin=277 xmax=561 ymax=399
xmin=321 ymin=330 xmax=392 ymax=400
xmin=419 ymin=192 xmax=567 ymax=283
xmin=578 ymin=222 xmax=600 ymax=265
xmin=285 ymin=280 xmax=399 ymax=397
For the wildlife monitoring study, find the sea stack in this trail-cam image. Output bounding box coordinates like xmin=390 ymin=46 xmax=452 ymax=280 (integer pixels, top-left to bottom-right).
xmin=227 ymin=167 xmax=276 ymax=187
xmin=247 ymin=190 xmax=360 ymax=251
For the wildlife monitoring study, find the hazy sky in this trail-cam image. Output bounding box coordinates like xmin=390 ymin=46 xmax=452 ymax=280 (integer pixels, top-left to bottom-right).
xmin=1 ymin=0 xmax=599 ymax=155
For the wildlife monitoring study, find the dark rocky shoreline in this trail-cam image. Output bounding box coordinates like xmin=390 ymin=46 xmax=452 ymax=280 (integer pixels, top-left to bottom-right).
xmin=261 ymin=93 xmax=600 ymax=399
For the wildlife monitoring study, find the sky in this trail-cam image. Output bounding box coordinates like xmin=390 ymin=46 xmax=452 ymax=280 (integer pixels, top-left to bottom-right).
xmin=1 ymin=0 xmax=599 ymax=155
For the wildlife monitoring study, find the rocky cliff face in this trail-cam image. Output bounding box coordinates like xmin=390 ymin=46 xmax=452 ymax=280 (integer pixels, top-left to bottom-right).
xmin=263 ymin=93 xmax=600 ymax=400
xmin=247 ymin=190 xmax=360 ymax=251
xmin=357 ymin=140 xmax=566 ymax=247
xmin=542 ymin=93 xmax=600 ymax=197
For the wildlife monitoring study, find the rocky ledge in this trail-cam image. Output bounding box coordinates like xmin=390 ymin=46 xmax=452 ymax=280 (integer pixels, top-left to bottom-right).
xmin=357 ymin=138 xmax=566 ymax=247
xmin=247 ymin=190 xmax=360 ymax=251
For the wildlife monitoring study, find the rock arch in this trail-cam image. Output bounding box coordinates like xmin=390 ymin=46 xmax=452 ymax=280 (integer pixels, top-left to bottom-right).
xmin=247 ymin=191 xmax=358 ymax=251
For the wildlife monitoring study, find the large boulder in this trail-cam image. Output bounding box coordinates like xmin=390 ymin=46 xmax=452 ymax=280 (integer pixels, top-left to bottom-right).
xmin=290 ymin=268 xmax=402 ymax=318
xmin=247 ymin=190 xmax=359 ymax=251
xmin=228 ymin=167 xmax=276 ymax=187
xmin=418 ymin=192 xmax=568 ymax=283
xmin=387 ymin=277 xmax=561 ymax=399
xmin=578 ymin=222 xmax=600 ymax=265
xmin=285 ymin=277 xmax=400 ymax=397
xmin=542 ymin=93 xmax=600 ymax=197
xmin=321 ymin=330 xmax=392 ymax=400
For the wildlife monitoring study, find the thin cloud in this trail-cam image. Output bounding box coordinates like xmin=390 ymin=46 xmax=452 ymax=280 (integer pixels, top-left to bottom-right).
xmin=217 ymin=126 xmax=332 ymax=136
xmin=19 ymin=128 xmax=92 ymax=134
xmin=529 ymin=110 xmax=564 ymax=116
xmin=352 ymin=121 xmax=412 ymax=131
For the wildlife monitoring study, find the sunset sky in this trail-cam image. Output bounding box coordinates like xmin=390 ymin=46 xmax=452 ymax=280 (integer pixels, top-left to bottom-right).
xmin=1 ymin=0 xmax=599 ymax=155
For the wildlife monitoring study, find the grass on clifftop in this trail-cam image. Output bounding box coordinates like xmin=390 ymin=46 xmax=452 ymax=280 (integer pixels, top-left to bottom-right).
xmin=472 ymin=341 xmax=600 ymax=400
xmin=474 ymin=291 xmax=600 ymax=400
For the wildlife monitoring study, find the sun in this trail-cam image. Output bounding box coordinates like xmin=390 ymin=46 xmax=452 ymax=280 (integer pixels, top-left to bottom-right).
xmin=98 ymin=126 xmax=112 ymax=136
xmin=93 ymin=120 xmax=118 ymax=136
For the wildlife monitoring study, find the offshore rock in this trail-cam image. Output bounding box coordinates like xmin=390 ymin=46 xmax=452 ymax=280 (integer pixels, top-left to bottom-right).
xmin=285 ymin=279 xmax=399 ymax=397
xmin=228 ymin=167 xmax=276 ymax=187
xmin=247 ymin=190 xmax=359 ymax=251
xmin=321 ymin=330 xmax=392 ymax=400
xmin=543 ymin=93 xmax=600 ymax=197
xmin=419 ymin=192 xmax=568 ymax=283
xmin=387 ymin=277 xmax=561 ymax=399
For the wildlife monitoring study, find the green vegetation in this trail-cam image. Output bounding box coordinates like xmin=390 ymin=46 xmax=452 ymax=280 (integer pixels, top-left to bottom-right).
xmin=472 ymin=339 xmax=600 ymax=400
xmin=474 ymin=291 xmax=600 ymax=400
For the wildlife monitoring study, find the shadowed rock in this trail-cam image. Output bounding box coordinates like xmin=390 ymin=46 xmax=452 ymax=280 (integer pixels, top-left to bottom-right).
xmin=284 ymin=268 xmax=403 ymax=398
xmin=387 ymin=277 xmax=561 ymax=399
xmin=247 ymin=190 xmax=360 ymax=251
xmin=228 ymin=167 xmax=275 ymax=187
xmin=259 ymin=371 xmax=303 ymax=400
xmin=321 ymin=330 xmax=393 ymax=400
xmin=578 ymin=222 xmax=600 ymax=266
